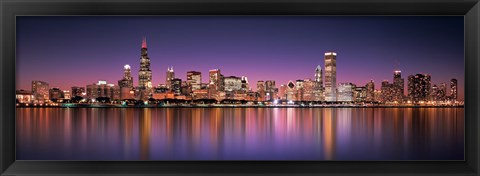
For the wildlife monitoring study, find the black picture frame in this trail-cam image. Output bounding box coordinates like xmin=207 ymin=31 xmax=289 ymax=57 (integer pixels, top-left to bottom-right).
xmin=1 ymin=0 xmax=479 ymax=175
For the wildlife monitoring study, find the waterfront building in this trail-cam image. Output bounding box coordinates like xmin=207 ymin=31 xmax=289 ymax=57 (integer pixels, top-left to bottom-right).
xmin=354 ymin=86 xmax=367 ymax=103
xmin=187 ymin=71 xmax=202 ymax=91
xmin=315 ymin=65 xmax=323 ymax=87
xmin=302 ymin=79 xmax=315 ymax=101
xmin=337 ymin=83 xmax=355 ymax=102
xmin=295 ymin=79 xmax=305 ymax=101
xmin=49 ymin=87 xmax=64 ymax=100
xmin=63 ymin=90 xmax=71 ymax=100
xmin=279 ymin=84 xmax=287 ymax=100
xmin=313 ymin=65 xmax=324 ymax=101
xmin=257 ymin=81 xmax=266 ymax=101
xmin=16 ymin=90 xmax=34 ymax=104
xmin=241 ymin=76 xmax=249 ymax=92
xmin=286 ymin=81 xmax=296 ymax=101
xmin=450 ymin=78 xmax=458 ymax=101
xmin=365 ymin=80 xmax=375 ymax=102
xmin=71 ymin=86 xmax=85 ymax=97
xmin=381 ymin=80 xmax=394 ymax=103
xmin=166 ymin=66 xmax=175 ymax=89
xmin=408 ymin=74 xmax=431 ymax=103
xmin=192 ymin=89 xmax=209 ymax=100
xmin=224 ymin=76 xmax=242 ymax=92
xmin=265 ymin=80 xmax=277 ymax=101
xmin=209 ymin=69 xmax=222 ymax=91
xmin=118 ymin=64 xmax=134 ymax=88
xmin=393 ymin=70 xmax=404 ymax=103
xmin=172 ymin=78 xmax=182 ymax=95
xmin=324 ymin=52 xmax=337 ymax=102
xmin=437 ymin=83 xmax=447 ymax=101
xmin=32 ymin=80 xmax=49 ymax=103
xmin=430 ymin=84 xmax=438 ymax=101
xmin=138 ymin=37 xmax=152 ymax=89
xmin=373 ymin=89 xmax=382 ymax=102
xmin=86 ymin=81 xmax=120 ymax=100
xmin=120 ymin=87 xmax=135 ymax=100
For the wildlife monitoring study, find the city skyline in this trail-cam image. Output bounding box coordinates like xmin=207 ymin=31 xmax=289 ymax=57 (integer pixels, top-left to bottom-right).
xmin=16 ymin=16 xmax=464 ymax=100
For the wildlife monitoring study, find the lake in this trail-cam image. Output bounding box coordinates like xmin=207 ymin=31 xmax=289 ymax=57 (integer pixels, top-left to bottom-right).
xmin=16 ymin=107 xmax=464 ymax=160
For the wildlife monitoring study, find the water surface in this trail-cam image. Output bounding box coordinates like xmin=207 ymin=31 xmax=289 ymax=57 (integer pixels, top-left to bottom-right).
xmin=16 ymin=108 xmax=464 ymax=160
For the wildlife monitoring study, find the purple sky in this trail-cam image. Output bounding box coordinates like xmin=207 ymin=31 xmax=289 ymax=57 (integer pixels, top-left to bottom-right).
xmin=16 ymin=16 xmax=464 ymax=100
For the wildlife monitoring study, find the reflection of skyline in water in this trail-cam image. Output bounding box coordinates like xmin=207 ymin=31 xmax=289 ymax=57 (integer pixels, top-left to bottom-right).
xmin=16 ymin=108 xmax=464 ymax=160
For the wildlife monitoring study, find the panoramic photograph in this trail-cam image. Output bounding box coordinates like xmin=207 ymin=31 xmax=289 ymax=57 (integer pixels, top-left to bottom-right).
xmin=15 ymin=16 xmax=464 ymax=160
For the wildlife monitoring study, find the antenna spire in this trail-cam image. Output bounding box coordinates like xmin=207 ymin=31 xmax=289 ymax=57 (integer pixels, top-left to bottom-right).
xmin=142 ymin=37 xmax=147 ymax=48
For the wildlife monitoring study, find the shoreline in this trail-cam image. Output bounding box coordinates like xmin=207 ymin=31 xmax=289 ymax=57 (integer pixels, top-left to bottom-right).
xmin=15 ymin=104 xmax=465 ymax=108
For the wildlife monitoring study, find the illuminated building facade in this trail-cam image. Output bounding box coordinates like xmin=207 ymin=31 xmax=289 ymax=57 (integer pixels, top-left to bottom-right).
xmin=138 ymin=37 xmax=152 ymax=89
xmin=354 ymin=86 xmax=367 ymax=102
xmin=302 ymin=79 xmax=315 ymax=101
xmin=407 ymin=74 xmax=431 ymax=103
xmin=172 ymin=78 xmax=182 ymax=95
xmin=314 ymin=65 xmax=324 ymax=101
xmin=265 ymin=80 xmax=277 ymax=101
xmin=257 ymin=81 xmax=266 ymax=101
xmin=209 ymin=69 xmax=222 ymax=91
xmin=241 ymin=76 xmax=249 ymax=92
xmin=450 ymin=78 xmax=457 ymax=101
xmin=279 ymin=84 xmax=287 ymax=100
xmin=324 ymin=52 xmax=337 ymax=102
xmin=49 ymin=87 xmax=64 ymax=100
xmin=16 ymin=90 xmax=34 ymax=103
xmin=337 ymin=83 xmax=354 ymax=102
xmin=393 ymin=70 xmax=404 ymax=102
xmin=381 ymin=80 xmax=394 ymax=103
xmin=224 ymin=76 xmax=242 ymax=92
xmin=166 ymin=66 xmax=175 ymax=89
xmin=295 ymin=79 xmax=304 ymax=101
xmin=286 ymin=81 xmax=296 ymax=101
xmin=118 ymin=64 xmax=134 ymax=88
xmin=365 ymin=80 xmax=375 ymax=102
xmin=32 ymin=80 xmax=49 ymax=102
xmin=71 ymin=86 xmax=85 ymax=97
xmin=187 ymin=71 xmax=202 ymax=91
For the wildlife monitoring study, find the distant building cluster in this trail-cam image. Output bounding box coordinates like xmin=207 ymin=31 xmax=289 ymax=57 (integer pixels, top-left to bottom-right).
xmin=16 ymin=38 xmax=461 ymax=105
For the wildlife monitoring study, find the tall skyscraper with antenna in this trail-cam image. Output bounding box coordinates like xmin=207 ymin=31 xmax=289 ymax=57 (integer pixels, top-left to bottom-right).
xmin=138 ymin=37 xmax=152 ymax=89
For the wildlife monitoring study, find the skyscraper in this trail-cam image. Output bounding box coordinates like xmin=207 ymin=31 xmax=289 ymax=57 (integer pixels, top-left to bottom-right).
xmin=118 ymin=64 xmax=133 ymax=88
xmin=381 ymin=80 xmax=394 ymax=103
xmin=224 ymin=76 xmax=242 ymax=92
xmin=32 ymin=80 xmax=49 ymax=103
xmin=407 ymin=74 xmax=431 ymax=103
xmin=265 ymin=80 xmax=277 ymax=100
xmin=450 ymin=78 xmax=457 ymax=101
xmin=241 ymin=76 xmax=249 ymax=92
xmin=209 ymin=69 xmax=221 ymax=91
xmin=315 ymin=65 xmax=323 ymax=87
xmin=324 ymin=52 xmax=337 ymax=102
xmin=166 ymin=66 xmax=175 ymax=89
xmin=337 ymin=83 xmax=355 ymax=102
xmin=187 ymin=71 xmax=202 ymax=91
xmin=393 ymin=70 xmax=404 ymax=102
xmin=365 ymin=80 xmax=375 ymax=102
xmin=138 ymin=37 xmax=152 ymax=89
xmin=257 ymin=81 xmax=266 ymax=101
xmin=172 ymin=78 xmax=182 ymax=95
xmin=313 ymin=65 xmax=324 ymax=101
